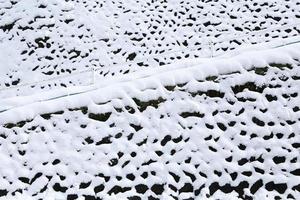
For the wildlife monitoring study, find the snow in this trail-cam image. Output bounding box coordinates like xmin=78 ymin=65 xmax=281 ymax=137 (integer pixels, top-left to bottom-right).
xmin=1 ymin=0 xmax=300 ymax=199
xmin=0 ymin=39 xmax=299 ymax=199
xmin=1 ymin=0 xmax=300 ymax=98
xmin=1 ymin=42 xmax=299 ymax=120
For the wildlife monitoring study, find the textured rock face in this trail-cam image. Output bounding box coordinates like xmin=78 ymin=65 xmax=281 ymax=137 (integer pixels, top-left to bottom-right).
xmin=1 ymin=0 xmax=300 ymax=96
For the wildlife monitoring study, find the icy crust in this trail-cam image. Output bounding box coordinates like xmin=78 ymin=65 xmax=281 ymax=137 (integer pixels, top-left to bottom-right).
xmin=1 ymin=0 xmax=300 ymax=95
xmin=0 ymin=45 xmax=300 ymax=199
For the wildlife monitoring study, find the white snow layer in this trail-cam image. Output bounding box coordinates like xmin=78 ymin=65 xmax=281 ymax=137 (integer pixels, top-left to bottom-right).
xmin=1 ymin=42 xmax=299 ymax=122
xmin=0 ymin=40 xmax=299 ymax=199
xmin=1 ymin=0 xmax=300 ymax=98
